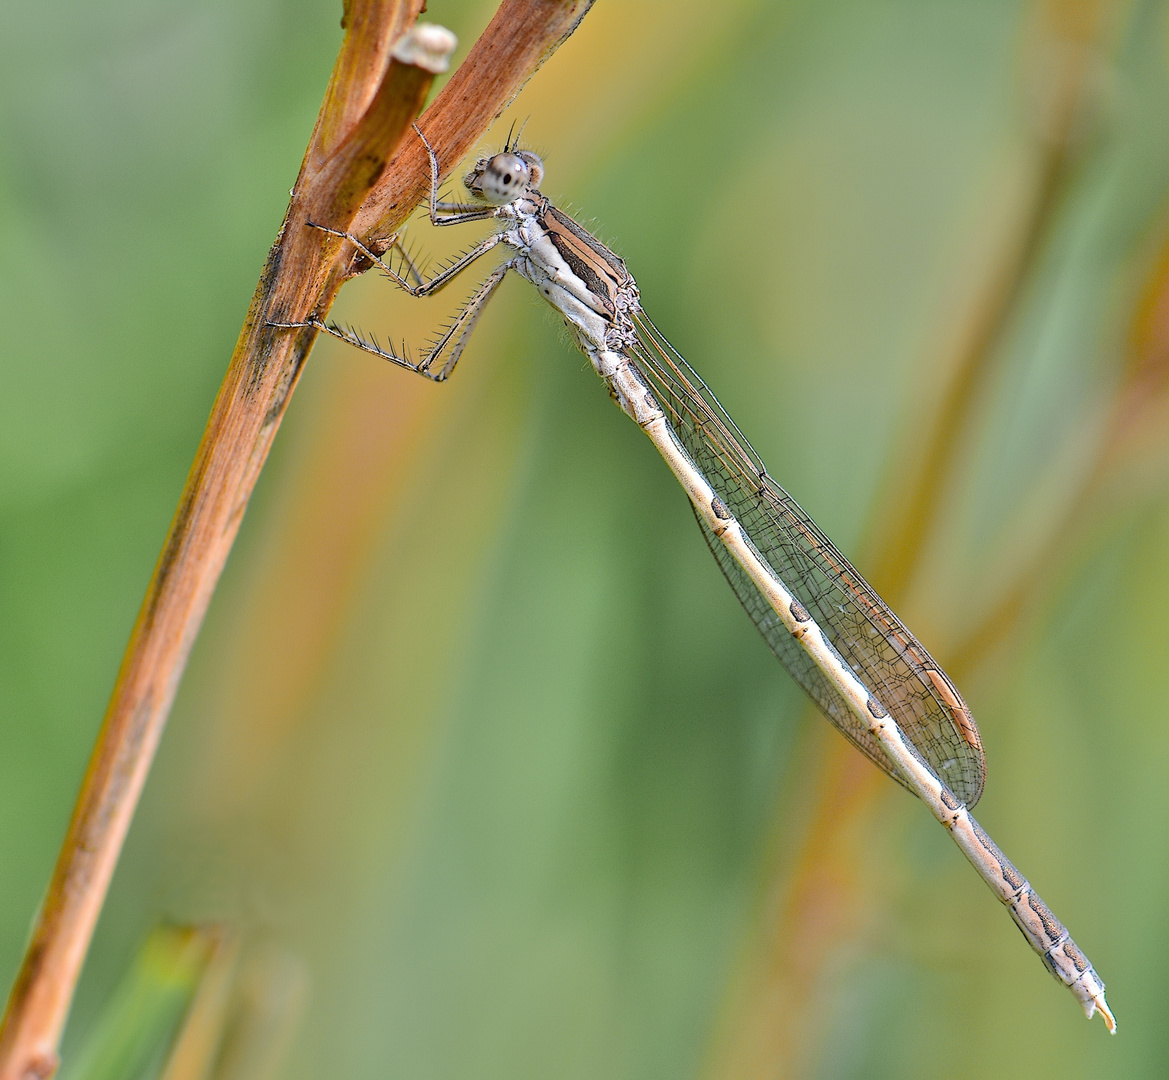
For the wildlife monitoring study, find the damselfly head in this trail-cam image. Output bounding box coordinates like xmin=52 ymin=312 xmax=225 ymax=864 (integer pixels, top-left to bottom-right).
xmin=464 ymin=150 xmax=544 ymax=205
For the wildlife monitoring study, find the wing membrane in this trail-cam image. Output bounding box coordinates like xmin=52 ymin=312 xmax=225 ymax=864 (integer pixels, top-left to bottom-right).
xmin=629 ymin=310 xmax=986 ymax=805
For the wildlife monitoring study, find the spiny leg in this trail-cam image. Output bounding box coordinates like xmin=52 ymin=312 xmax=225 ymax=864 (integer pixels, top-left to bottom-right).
xmin=270 ymin=125 xmax=515 ymax=380
xmin=421 ymin=260 xmax=512 ymax=381
xmin=269 ymin=259 xmax=514 ymax=383
xmin=275 ymin=317 xmax=446 ymax=381
xmin=414 ymin=123 xmax=498 ymax=226
xmin=301 ymin=222 xmax=416 ymax=290
xmin=408 ymin=233 xmax=507 ymax=296
xmin=388 ymin=229 xmax=424 ymax=288
xmin=304 ymin=221 xmax=506 ymax=298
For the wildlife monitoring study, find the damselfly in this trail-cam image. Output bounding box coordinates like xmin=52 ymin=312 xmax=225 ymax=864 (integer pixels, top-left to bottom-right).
xmin=273 ymin=126 xmax=1115 ymax=1032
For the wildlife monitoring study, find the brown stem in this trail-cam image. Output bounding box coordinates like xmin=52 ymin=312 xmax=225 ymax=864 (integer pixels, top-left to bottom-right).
xmin=350 ymin=0 xmax=596 ymax=244
xmin=0 ymin=3 xmax=593 ymax=1077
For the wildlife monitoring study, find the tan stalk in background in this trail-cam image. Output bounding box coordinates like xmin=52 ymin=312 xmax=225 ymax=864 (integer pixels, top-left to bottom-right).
xmin=703 ymin=1 xmax=1132 ymax=1075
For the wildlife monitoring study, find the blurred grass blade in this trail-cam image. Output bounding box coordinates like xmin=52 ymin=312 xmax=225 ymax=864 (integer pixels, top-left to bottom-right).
xmin=154 ymin=931 xmax=240 ymax=1080
xmin=58 ymin=927 xmax=219 ymax=1080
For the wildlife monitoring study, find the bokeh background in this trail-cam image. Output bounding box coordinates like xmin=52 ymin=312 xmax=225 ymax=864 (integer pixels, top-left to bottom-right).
xmin=3 ymin=0 xmax=1169 ymax=1077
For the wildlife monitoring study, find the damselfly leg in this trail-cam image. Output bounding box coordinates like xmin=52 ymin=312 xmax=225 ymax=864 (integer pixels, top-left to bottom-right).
xmin=268 ymin=206 xmax=514 ymax=381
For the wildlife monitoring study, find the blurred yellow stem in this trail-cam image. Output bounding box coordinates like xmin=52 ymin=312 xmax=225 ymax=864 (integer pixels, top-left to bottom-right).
xmin=703 ymin=3 xmax=1124 ymax=1075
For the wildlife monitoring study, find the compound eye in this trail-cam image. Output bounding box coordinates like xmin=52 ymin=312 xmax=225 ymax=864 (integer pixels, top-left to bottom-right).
xmin=479 ymin=153 xmax=530 ymax=204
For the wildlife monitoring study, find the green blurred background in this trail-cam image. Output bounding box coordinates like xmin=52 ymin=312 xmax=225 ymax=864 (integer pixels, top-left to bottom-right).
xmin=3 ymin=0 xmax=1169 ymax=1077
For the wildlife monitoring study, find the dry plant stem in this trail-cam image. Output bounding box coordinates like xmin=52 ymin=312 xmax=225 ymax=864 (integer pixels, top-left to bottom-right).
xmin=315 ymin=1 xmax=428 ymax=159
xmin=350 ymin=0 xmax=594 ymax=245
xmin=0 ymin=5 xmax=429 ymax=1074
xmin=0 ymin=3 xmax=593 ymax=1078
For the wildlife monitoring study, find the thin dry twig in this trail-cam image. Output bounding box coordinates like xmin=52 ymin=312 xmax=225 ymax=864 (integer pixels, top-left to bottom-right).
xmin=0 ymin=3 xmax=593 ymax=1078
